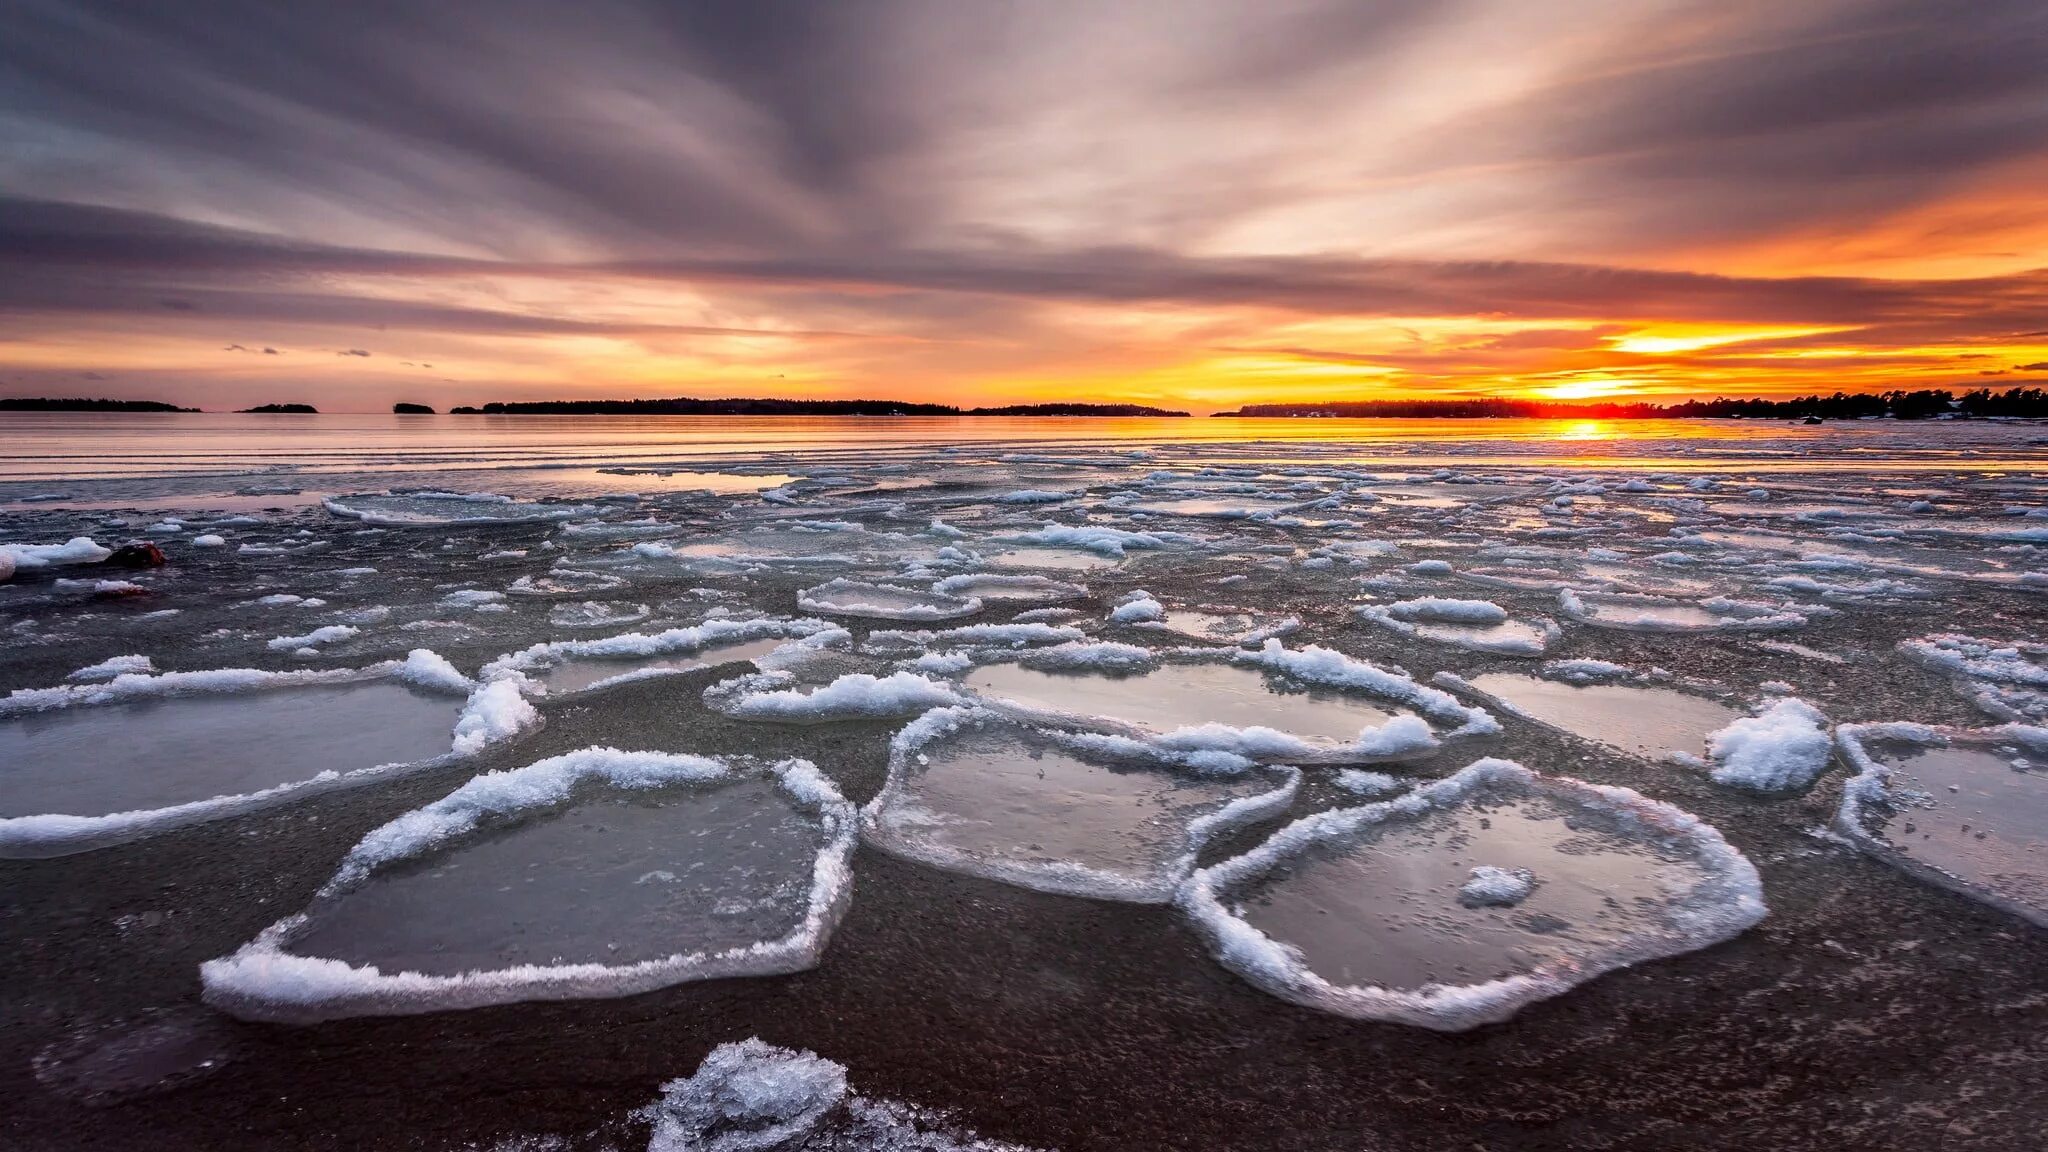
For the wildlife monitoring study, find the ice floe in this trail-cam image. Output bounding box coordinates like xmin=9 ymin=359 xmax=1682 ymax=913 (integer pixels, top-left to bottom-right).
xmin=323 ymin=492 xmax=597 ymax=527
xmin=1178 ymin=757 xmax=1766 ymax=1030
xmin=1446 ymin=670 xmax=1739 ymax=763
xmin=797 ymin=578 xmax=983 ymax=622
xmin=862 ymin=707 xmax=1298 ymax=902
xmin=1834 ymin=723 xmax=2048 ymax=928
xmin=707 ymin=670 xmax=967 ymax=722
xmin=0 ymin=651 xmax=533 ymax=856
xmin=201 ymin=748 xmax=856 ymax=1022
xmin=484 ymin=618 xmax=835 ymax=697
xmin=1 ymin=537 xmax=112 ymax=573
xmin=1703 ymin=698 xmax=1833 ymax=792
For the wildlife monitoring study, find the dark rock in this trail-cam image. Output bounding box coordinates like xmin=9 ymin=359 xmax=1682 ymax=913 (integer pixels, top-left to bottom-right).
xmin=101 ymin=542 xmax=167 ymax=568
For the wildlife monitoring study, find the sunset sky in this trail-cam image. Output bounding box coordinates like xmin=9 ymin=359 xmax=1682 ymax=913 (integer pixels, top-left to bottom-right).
xmin=3 ymin=0 xmax=2046 ymax=413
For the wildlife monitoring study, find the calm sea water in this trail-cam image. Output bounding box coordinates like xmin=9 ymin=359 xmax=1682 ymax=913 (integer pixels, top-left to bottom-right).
xmin=1 ymin=412 xmax=2043 ymax=488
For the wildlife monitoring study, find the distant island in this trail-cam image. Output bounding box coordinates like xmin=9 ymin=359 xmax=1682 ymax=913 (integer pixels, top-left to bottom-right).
xmin=0 ymin=397 xmax=198 ymax=413
xmin=392 ymin=402 xmax=436 ymax=414
xmin=238 ymin=403 xmax=319 ymax=414
xmin=1215 ymin=387 xmax=2047 ymax=421
xmin=447 ymin=398 xmax=1189 ymax=417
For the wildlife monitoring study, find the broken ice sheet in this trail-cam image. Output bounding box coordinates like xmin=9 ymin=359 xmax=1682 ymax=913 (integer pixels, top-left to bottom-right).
xmin=1834 ymin=723 xmax=2048 ymax=928
xmin=1179 ymin=758 xmax=1766 ymax=1030
xmin=644 ymin=1038 xmax=1042 ymax=1152
xmin=797 ymin=577 xmax=983 ymax=622
xmin=202 ymin=748 xmax=856 ymax=1022
xmin=861 ymin=708 xmax=1298 ymax=903
xmin=484 ymin=618 xmax=834 ymax=697
xmin=323 ymin=492 xmax=596 ymax=527
xmin=0 ymin=652 xmax=529 ymax=857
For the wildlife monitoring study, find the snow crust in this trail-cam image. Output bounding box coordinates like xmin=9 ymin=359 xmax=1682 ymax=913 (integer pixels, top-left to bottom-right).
xmin=1704 ymin=698 xmax=1833 ymax=792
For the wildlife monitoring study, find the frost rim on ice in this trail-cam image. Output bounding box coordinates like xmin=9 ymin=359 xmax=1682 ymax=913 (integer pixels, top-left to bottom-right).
xmin=201 ymin=747 xmax=858 ymax=1023
xmin=1176 ymin=757 xmax=1768 ymax=1031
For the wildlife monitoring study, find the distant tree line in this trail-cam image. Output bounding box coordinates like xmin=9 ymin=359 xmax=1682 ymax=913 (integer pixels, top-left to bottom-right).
xmin=447 ymin=398 xmax=1189 ymax=416
xmin=1218 ymin=387 xmax=2048 ymax=420
xmin=0 ymin=397 xmax=197 ymax=412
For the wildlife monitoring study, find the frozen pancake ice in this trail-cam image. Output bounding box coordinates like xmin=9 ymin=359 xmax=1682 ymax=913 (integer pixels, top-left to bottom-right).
xmin=1834 ymin=723 xmax=2048 ymax=928
xmin=644 ymin=1038 xmax=1043 ymax=1152
xmin=861 ymin=708 xmax=1298 ymax=903
xmin=1358 ymin=598 xmax=1557 ymax=657
xmin=1559 ymin=588 xmax=1814 ymax=632
xmin=797 ymin=578 xmax=983 ymax=622
xmin=202 ymin=748 xmax=856 ymax=1022
xmin=1178 ymin=758 xmax=1766 ymax=1030
xmin=960 ymin=648 xmax=1445 ymax=764
xmin=484 ymin=618 xmax=835 ymax=697
xmin=323 ymin=491 xmax=597 ymax=527
xmin=0 ymin=651 xmax=532 ymax=857
xmin=1456 ymin=671 xmax=1740 ymax=763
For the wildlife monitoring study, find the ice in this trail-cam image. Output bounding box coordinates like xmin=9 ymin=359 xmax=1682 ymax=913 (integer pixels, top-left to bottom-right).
xmin=994 ymin=489 xmax=1075 ymax=504
xmin=707 ymin=670 xmax=967 ymax=722
xmin=323 ymin=492 xmax=597 ymax=527
xmin=863 ymin=621 xmax=1087 ymax=656
xmin=266 ymin=625 xmax=360 ymax=651
xmin=1898 ymin=633 xmax=2048 ymax=686
xmin=1178 ymin=758 xmax=1766 ymax=1030
xmin=486 ymin=619 xmax=834 ymax=696
xmin=1358 ymin=606 xmax=1556 ymax=657
xmin=1382 ymin=597 xmax=1508 ymax=624
xmin=1106 ymin=592 xmax=1166 ymax=624
xmin=0 ymin=536 xmax=112 ymax=573
xmin=798 ymin=578 xmax=983 ymax=622
xmin=67 ymin=654 xmax=154 ymax=681
xmin=862 ymin=708 xmax=1298 ymax=902
xmin=928 ymin=573 xmax=1086 ymax=602
xmin=1559 ymin=588 xmax=1811 ymax=632
xmin=1232 ymin=641 xmax=1497 ymax=739
xmin=1704 ymin=698 xmax=1832 ymax=792
xmin=1143 ymin=610 xmax=1300 ymax=645
xmin=993 ymin=523 xmax=1190 ymax=557
xmin=192 ymin=534 xmax=227 ymax=548
xmin=1835 ymin=724 xmax=2048 ymax=927
xmin=201 ymin=750 xmax=856 ymax=1022
xmin=1458 ymin=865 xmax=1537 ymax=908
xmin=547 ymin=601 xmax=652 ymax=629
xmin=1456 ymin=672 xmax=1740 ymax=762
xmin=644 ymin=1038 xmax=1041 ymax=1152
xmin=0 ymin=655 xmax=518 ymax=857
xmin=962 ymin=654 xmax=1440 ymax=764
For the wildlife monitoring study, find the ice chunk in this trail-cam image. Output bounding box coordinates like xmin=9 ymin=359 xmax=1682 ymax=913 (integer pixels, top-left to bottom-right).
xmin=1559 ymin=589 xmax=1811 ymax=632
xmin=201 ymin=750 xmax=856 ymax=1022
xmin=1106 ymin=593 xmax=1166 ymax=624
xmin=1358 ymin=606 xmax=1555 ymax=657
xmin=265 ymin=624 xmax=359 ymax=651
xmin=993 ymin=523 xmax=1190 ymax=557
xmin=192 ymin=534 xmax=227 ymax=548
xmin=67 ymin=654 xmax=154 ymax=682
xmin=1834 ymin=723 xmax=2048 ymax=928
xmin=644 ymin=1039 xmax=1040 ymax=1152
xmin=1456 ymin=672 xmax=1739 ymax=762
xmin=1458 ymin=866 xmax=1537 ymax=908
xmin=1704 ymin=698 xmax=1832 ymax=792
xmin=863 ymin=708 xmax=1298 ymax=902
xmin=1898 ymin=633 xmax=2048 ymax=687
xmin=0 ymin=537 xmax=113 ymax=572
xmin=547 ymin=601 xmax=652 ymax=629
xmin=1178 ymin=758 xmax=1766 ymax=1030
xmin=1382 ymin=597 xmax=1508 ymax=625
xmin=797 ymin=578 xmax=982 ymax=622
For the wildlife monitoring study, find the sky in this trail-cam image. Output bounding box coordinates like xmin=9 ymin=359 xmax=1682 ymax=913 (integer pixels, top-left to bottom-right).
xmin=3 ymin=0 xmax=2046 ymax=414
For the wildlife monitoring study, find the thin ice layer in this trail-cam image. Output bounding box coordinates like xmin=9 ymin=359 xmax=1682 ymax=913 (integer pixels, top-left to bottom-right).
xmin=961 ymin=656 xmax=1438 ymax=764
xmin=862 ymin=707 xmax=1298 ymax=902
xmin=1834 ymin=723 xmax=2048 ymax=928
xmin=1459 ymin=672 xmax=1739 ymax=762
xmin=1178 ymin=758 xmax=1766 ymax=1030
xmin=0 ymin=653 xmax=528 ymax=857
xmin=201 ymin=748 xmax=857 ymax=1022
xmin=797 ymin=578 xmax=983 ymax=622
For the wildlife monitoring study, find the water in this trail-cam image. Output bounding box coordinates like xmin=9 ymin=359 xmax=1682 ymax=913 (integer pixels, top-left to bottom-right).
xmin=291 ymin=780 xmax=820 ymax=976
xmin=1466 ymin=674 xmax=1738 ymax=760
xmin=963 ymin=661 xmax=1406 ymax=744
xmin=0 ymin=683 xmax=459 ymax=819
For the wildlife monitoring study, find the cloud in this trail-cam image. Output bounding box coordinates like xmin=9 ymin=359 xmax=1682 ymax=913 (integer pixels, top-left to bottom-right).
xmin=337 ymin=348 xmax=371 ymax=357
